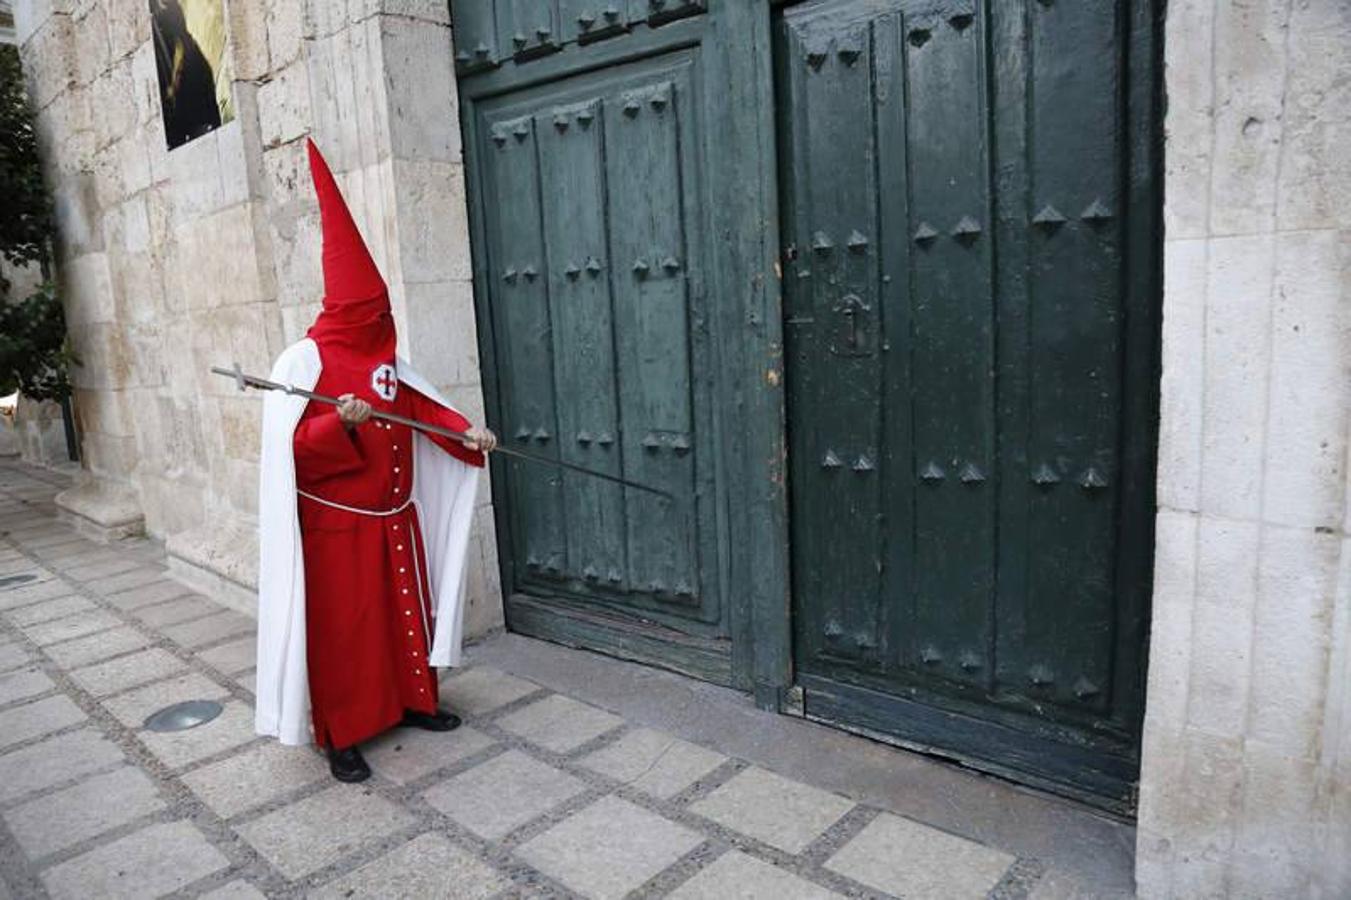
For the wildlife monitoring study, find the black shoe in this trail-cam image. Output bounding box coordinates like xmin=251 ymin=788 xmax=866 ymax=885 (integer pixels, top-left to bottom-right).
xmin=401 ymin=708 xmax=462 ymax=732
xmin=328 ymin=745 xmax=371 ymax=783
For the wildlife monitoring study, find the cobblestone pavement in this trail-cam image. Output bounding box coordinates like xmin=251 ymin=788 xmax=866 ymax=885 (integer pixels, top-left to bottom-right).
xmin=0 ymin=461 xmax=1126 ymax=899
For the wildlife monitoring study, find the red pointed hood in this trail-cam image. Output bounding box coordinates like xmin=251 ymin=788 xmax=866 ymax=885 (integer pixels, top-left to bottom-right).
xmin=305 ymin=138 xmax=396 ymax=364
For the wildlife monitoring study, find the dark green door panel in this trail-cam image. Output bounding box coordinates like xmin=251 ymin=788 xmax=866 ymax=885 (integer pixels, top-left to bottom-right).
xmin=778 ymin=0 xmax=1160 ymax=810
xmin=456 ymin=4 xmax=788 ymax=689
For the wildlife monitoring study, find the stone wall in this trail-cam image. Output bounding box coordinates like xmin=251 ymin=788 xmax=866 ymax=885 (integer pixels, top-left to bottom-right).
xmin=1138 ymin=0 xmax=1350 ymax=896
xmin=12 ymin=0 xmax=502 ymax=636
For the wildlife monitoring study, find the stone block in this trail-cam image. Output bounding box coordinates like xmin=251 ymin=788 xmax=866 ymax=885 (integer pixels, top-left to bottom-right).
xmin=1160 ymin=0 xmax=1213 ymax=241
xmin=364 ymin=724 xmax=495 ymax=785
xmin=237 ymin=783 xmax=417 ymax=879
xmin=691 ymin=767 xmax=853 ymax=854
xmin=0 ymin=727 xmax=124 ymax=804
xmin=103 ymin=576 xmax=192 ymax=609
xmin=4 ymin=765 xmax=165 ymax=859
xmin=1275 ymin=0 xmax=1351 ymax=231
xmin=267 ymin=0 xmax=304 ymax=69
xmin=825 ymin=813 xmax=1014 ymax=899
xmin=0 ymin=577 xmax=69 ymax=610
xmin=497 ymin=694 xmax=623 ymax=753
xmin=134 ymin=594 xmax=224 ymax=627
xmin=129 ymin=42 xmax=159 ymax=127
xmin=226 ymin=0 xmax=271 ymax=81
xmin=71 ymin=0 xmax=109 ymax=86
xmin=0 ymin=695 xmax=86 ymax=751
xmin=422 ymin=749 xmax=587 ymax=840
xmin=54 ymin=476 xmax=145 ymax=538
xmin=518 ymin=795 xmax=703 ymax=899
xmin=0 ymin=643 xmax=30 ymax=676
xmin=1185 ymin=599 xmax=1253 ymax=739
xmin=41 ymin=820 xmax=230 ymax=900
xmin=92 ymin=57 xmax=136 ymax=150
xmin=402 ymin=280 xmax=480 ymax=389
xmin=669 ymin=851 xmax=841 ymax=900
xmin=1200 ymin=234 xmax=1275 ymax=520
xmin=440 ymin=666 xmax=540 ymax=715
xmin=45 ymin=625 xmax=152 ymax=668
xmin=1157 ymin=237 xmax=1206 ymax=512
xmin=101 ymin=672 xmax=231 ymax=728
xmin=1231 ymin=740 xmax=1319 ymax=896
xmin=258 ymin=62 xmax=312 ymax=149
xmin=61 ymin=251 xmax=116 ymax=326
xmin=182 ymin=741 xmax=328 ymax=819
xmin=71 ymin=647 xmax=188 ymax=697
xmin=0 ymin=669 xmax=56 ymax=707
xmin=1142 ymin=511 xmax=1199 ymax=738
xmin=21 ymin=12 xmax=75 ymax=110
xmin=380 ymin=16 xmax=458 ymax=162
xmin=580 ymin=728 xmax=726 ymax=799
xmin=1208 ymin=0 xmax=1290 ymax=236
xmin=381 ymin=0 xmax=452 ymax=25
xmin=22 ymin=609 xmax=121 ymax=646
xmin=311 ymin=833 xmax=508 ymax=900
xmin=137 ymin=699 xmax=256 ymax=769
xmin=14 ymin=0 xmax=73 ymax=47
xmin=1248 ymin=526 xmax=1340 ymax=758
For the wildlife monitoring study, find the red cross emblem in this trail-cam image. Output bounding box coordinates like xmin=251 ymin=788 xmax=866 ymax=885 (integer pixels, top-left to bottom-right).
xmin=371 ymin=363 xmax=398 ymax=401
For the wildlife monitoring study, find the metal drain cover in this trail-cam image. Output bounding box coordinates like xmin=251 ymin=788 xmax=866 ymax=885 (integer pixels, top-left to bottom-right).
xmin=144 ymin=700 xmax=224 ymax=733
xmin=0 ymin=574 xmax=38 ymax=589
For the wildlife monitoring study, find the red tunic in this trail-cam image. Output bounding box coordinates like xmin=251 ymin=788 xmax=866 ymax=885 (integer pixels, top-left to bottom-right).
xmin=293 ymin=368 xmax=482 ymax=749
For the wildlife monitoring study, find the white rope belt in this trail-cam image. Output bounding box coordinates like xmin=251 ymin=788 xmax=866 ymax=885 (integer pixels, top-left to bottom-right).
xmin=297 ymin=490 xmax=413 ymax=518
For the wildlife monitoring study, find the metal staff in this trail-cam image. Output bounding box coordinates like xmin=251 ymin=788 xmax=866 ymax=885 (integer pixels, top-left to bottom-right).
xmin=211 ymin=363 xmax=674 ymax=500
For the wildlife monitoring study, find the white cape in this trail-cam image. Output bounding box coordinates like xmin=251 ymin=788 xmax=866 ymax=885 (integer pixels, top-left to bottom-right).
xmin=254 ymin=338 xmax=480 ymax=745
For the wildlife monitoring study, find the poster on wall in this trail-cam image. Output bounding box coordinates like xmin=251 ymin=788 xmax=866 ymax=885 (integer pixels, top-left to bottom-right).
xmin=149 ymin=0 xmax=235 ymax=150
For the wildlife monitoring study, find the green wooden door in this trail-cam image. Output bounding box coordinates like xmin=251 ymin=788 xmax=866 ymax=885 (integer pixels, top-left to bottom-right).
xmin=777 ymin=0 xmax=1160 ymax=809
xmin=454 ymin=2 xmax=787 ymax=689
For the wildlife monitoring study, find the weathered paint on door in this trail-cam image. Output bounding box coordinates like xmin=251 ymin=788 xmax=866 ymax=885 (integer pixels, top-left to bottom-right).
xmin=776 ymin=0 xmax=1160 ymax=809
xmin=453 ymin=3 xmax=788 ymax=690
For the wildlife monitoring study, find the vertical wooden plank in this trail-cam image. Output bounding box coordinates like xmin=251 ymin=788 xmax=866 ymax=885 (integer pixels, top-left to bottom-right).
xmin=781 ymin=8 xmax=885 ymax=673
xmin=1020 ymin=0 xmax=1123 ymax=711
xmin=481 ymin=113 xmax=569 ymax=583
xmin=497 ymin=0 xmax=560 ymax=59
xmin=451 ymin=0 xmax=501 ymax=71
xmin=903 ymin=3 xmax=995 ymax=689
xmin=536 ymin=98 xmax=627 ymax=587
xmin=604 ymin=78 xmax=698 ymax=601
xmin=872 ymin=9 xmax=915 ymax=677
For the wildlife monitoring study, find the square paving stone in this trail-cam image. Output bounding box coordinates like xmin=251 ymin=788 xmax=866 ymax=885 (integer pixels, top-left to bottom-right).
xmin=4 ymin=766 xmax=165 ymax=858
xmin=71 ymin=647 xmax=188 ymax=697
xmin=41 ymin=820 xmax=230 ymax=900
xmin=690 ymin=767 xmax=854 ymax=854
xmin=137 ymin=700 xmax=257 ymax=769
xmin=1028 ymin=868 xmax=1130 ymax=900
xmin=0 ymin=668 xmax=55 ymax=707
xmin=364 ymin=724 xmax=496 ymax=785
xmin=162 ymin=610 xmax=254 ymax=649
xmin=182 ymin=741 xmax=329 ymax=819
xmin=0 ymin=642 xmax=31 ymax=673
xmin=496 ymin=694 xmax=623 ymax=754
xmin=101 ymin=672 xmax=232 ymax=728
xmin=5 ymin=594 xmax=92 ymax=626
xmin=21 ymin=609 xmax=121 ymax=646
xmin=45 ymin=626 xmax=152 ymax=668
xmin=89 ymin=566 xmax=171 ymax=598
xmin=423 ymin=749 xmax=587 ymax=840
xmin=65 ymin=558 xmax=142 ymax=583
xmin=236 ymin=784 xmax=417 ymax=879
xmin=200 ymin=881 xmax=268 ymax=900
xmin=198 ymin=635 xmax=257 ymax=674
xmin=580 ymin=728 xmax=726 ymax=799
xmin=0 ymin=695 xmax=86 ymax=751
xmin=0 ymin=579 xmax=68 ymax=611
xmin=311 ymin=833 xmax=509 ymax=900
xmin=668 ymin=851 xmax=843 ymax=900
xmin=0 ymin=727 xmax=125 ymax=804
xmin=824 ymin=813 xmax=1015 ymax=900
xmin=518 ymin=795 xmax=703 ymax=900
xmin=133 ymin=595 xmax=223 ymax=628
xmin=441 ymin=666 xmax=540 ymax=715
xmin=104 ymin=578 xmax=194 ymax=611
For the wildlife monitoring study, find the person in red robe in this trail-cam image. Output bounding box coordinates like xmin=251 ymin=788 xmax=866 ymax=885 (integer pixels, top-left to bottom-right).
xmin=290 ymin=140 xmax=496 ymax=782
